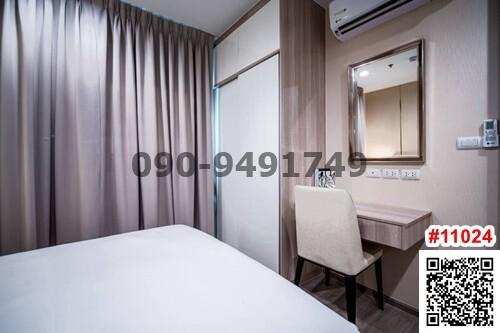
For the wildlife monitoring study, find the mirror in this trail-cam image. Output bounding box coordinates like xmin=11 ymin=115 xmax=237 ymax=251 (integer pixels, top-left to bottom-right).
xmin=348 ymin=40 xmax=425 ymax=164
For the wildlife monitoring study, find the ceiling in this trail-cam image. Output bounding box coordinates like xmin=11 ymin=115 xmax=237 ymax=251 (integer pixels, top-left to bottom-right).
xmin=123 ymin=0 xmax=260 ymax=36
xmin=123 ymin=0 xmax=330 ymax=37
xmin=314 ymin=0 xmax=330 ymax=9
xmin=355 ymin=49 xmax=419 ymax=93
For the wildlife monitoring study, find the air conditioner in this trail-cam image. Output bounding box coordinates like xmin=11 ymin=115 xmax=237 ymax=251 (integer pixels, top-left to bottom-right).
xmin=329 ymin=0 xmax=430 ymax=42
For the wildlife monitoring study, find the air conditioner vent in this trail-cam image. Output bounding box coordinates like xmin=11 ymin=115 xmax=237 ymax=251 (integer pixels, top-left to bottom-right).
xmin=330 ymin=0 xmax=429 ymax=42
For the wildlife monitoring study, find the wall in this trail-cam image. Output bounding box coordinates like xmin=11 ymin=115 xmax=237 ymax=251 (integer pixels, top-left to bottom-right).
xmin=325 ymin=0 xmax=499 ymax=309
xmin=401 ymin=82 xmax=419 ymax=156
xmin=364 ymin=82 xmax=419 ymax=158
xmin=489 ymin=0 xmax=500 ymax=246
xmin=365 ymin=86 xmax=402 ymax=158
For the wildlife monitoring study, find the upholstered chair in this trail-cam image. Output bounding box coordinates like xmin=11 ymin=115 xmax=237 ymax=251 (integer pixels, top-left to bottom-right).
xmin=294 ymin=186 xmax=384 ymax=324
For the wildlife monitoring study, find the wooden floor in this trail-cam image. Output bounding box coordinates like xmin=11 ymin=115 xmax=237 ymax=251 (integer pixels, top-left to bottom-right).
xmin=301 ymin=274 xmax=418 ymax=333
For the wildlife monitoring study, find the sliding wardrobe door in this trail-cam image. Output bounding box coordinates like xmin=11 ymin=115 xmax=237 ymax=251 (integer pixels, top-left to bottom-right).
xmin=218 ymin=55 xmax=280 ymax=272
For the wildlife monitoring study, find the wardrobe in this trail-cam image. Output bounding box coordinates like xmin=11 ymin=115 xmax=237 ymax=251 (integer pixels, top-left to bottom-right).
xmin=214 ymin=0 xmax=325 ymax=278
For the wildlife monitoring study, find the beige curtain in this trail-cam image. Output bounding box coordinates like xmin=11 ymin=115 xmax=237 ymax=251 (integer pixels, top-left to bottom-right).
xmin=0 ymin=0 xmax=214 ymax=255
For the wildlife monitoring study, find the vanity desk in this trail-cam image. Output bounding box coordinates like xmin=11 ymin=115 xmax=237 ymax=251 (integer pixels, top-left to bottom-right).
xmin=355 ymin=203 xmax=431 ymax=250
xmin=344 ymin=40 xmax=431 ymax=251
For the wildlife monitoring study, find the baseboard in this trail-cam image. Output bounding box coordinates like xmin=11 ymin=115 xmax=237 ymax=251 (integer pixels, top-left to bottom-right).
xmin=301 ymin=270 xmax=418 ymax=316
xmin=358 ymin=284 xmax=418 ymax=316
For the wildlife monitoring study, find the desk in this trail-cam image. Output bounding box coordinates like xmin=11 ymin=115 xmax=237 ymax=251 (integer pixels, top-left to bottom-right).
xmin=355 ymin=202 xmax=431 ymax=250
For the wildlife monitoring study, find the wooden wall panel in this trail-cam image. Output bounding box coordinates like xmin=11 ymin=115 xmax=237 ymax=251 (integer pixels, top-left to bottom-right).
xmin=279 ymin=0 xmax=326 ymax=279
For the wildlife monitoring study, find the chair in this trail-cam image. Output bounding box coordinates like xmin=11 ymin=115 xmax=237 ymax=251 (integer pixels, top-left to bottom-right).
xmin=293 ymin=185 xmax=384 ymax=324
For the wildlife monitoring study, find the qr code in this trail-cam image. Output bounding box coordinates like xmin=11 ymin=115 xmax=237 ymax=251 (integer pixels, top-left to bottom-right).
xmin=426 ymin=257 xmax=494 ymax=326
xmin=420 ymin=250 xmax=499 ymax=333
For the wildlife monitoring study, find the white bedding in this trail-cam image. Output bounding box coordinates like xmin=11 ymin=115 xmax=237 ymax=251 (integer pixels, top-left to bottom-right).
xmin=0 ymin=225 xmax=358 ymax=333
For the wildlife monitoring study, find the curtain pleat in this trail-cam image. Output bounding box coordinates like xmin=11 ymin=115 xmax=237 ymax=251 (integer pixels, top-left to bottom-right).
xmin=0 ymin=0 xmax=214 ymax=255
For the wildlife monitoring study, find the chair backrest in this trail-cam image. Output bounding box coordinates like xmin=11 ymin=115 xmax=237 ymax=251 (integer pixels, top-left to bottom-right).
xmin=294 ymin=186 xmax=365 ymax=276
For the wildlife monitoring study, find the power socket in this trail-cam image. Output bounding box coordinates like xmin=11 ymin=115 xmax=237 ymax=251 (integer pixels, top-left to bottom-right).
xmin=382 ymin=169 xmax=400 ymax=179
xmin=401 ymin=169 xmax=421 ymax=180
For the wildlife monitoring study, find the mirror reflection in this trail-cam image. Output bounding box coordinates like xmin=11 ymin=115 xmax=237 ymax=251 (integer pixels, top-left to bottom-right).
xmin=349 ymin=40 xmax=424 ymax=163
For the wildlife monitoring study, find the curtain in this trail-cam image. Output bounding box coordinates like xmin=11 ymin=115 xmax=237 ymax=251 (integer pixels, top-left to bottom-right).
xmin=0 ymin=0 xmax=214 ymax=255
xmin=353 ymin=86 xmax=366 ymax=154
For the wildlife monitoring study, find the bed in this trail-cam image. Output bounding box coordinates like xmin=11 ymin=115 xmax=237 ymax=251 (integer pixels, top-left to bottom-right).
xmin=0 ymin=225 xmax=358 ymax=333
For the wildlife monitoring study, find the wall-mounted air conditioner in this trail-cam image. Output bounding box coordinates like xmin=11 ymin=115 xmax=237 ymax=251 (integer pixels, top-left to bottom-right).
xmin=330 ymin=0 xmax=430 ymax=42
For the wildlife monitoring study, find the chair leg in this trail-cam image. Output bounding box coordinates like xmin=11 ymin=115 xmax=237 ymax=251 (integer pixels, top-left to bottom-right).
xmin=325 ymin=268 xmax=330 ymax=286
xmin=375 ymin=258 xmax=384 ymax=310
xmin=345 ymin=275 xmax=357 ymax=324
xmin=294 ymin=256 xmax=305 ymax=286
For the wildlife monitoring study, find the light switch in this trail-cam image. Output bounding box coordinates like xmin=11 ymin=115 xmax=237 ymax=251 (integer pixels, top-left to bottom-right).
xmin=456 ymin=136 xmax=482 ymax=150
xmin=366 ymin=168 xmax=381 ymax=178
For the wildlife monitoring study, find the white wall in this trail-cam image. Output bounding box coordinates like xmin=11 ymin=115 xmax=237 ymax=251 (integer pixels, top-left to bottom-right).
xmin=325 ymin=0 xmax=499 ymax=309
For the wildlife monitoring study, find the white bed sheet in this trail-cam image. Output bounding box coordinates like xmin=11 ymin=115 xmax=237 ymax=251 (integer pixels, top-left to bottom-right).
xmin=0 ymin=225 xmax=358 ymax=333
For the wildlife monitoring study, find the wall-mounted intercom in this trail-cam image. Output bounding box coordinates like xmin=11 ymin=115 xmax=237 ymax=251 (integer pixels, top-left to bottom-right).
xmin=483 ymin=119 xmax=499 ymax=148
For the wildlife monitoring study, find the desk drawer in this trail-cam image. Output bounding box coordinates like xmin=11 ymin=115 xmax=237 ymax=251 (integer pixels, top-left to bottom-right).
xmin=358 ymin=218 xmax=402 ymax=249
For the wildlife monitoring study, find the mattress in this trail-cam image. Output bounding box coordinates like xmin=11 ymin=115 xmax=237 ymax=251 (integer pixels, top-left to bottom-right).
xmin=0 ymin=225 xmax=358 ymax=333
